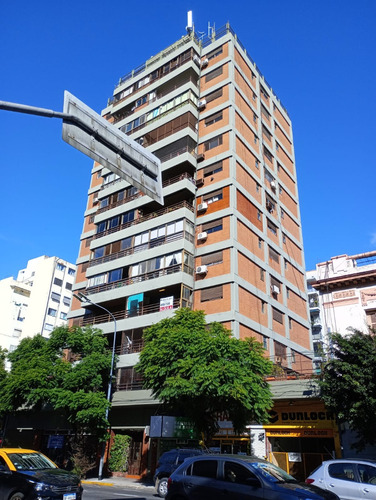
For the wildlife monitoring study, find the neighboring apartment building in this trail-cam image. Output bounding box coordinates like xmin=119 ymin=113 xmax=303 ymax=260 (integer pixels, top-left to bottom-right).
xmin=307 ymin=251 xmax=376 ymax=357
xmin=69 ymin=24 xmax=311 ymax=472
xmin=0 ymin=255 xmax=76 ymax=353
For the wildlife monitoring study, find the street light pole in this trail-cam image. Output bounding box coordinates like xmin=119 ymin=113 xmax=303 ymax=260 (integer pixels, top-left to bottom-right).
xmin=73 ymin=292 xmax=117 ymax=480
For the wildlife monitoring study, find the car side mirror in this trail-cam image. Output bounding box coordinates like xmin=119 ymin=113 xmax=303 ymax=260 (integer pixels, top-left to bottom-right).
xmin=245 ymin=477 xmax=261 ymax=487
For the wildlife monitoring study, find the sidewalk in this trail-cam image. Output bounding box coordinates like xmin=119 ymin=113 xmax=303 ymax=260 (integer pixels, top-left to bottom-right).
xmin=83 ymin=475 xmax=155 ymax=492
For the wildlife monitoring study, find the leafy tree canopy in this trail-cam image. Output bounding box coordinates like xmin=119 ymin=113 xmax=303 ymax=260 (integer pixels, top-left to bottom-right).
xmin=319 ymin=329 xmax=376 ymax=450
xmin=136 ymin=308 xmax=273 ymax=440
xmin=0 ymin=326 xmax=113 ymax=439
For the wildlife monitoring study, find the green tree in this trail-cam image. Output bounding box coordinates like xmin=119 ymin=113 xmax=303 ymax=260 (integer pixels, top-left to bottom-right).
xmin=0 ymin=325 xmax=113 ymax=440
xmin=136 ymin=308 xmax=273 ymax=441
xmin=319 ymin=329 xmax=376 ymax=450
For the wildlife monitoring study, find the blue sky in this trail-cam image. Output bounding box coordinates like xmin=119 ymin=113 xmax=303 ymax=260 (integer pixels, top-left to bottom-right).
xmin=0 ymin=0 xmax=375 ymax=279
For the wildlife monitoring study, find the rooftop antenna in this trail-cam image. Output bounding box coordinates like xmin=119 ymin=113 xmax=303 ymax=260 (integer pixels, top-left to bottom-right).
xmin=208 ymin=22 xmax=215 ymax=39
xmin=186 ymin=10 xmax=193 ymax=34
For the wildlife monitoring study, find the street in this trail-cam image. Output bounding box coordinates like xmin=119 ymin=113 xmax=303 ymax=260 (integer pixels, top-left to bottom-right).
xmin=83 ymin=483 xmax=157 ymax=500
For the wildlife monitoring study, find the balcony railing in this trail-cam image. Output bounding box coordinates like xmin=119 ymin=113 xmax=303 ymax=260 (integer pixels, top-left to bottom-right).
xmin=116 ymin=380 xmax=144 ymax=391
xmin=86 ymin=263 xmax=193 ymax=295
xmin=88 ymin=229 xmax=194 ymax=269
xmin=75 ymin=298 xmax=183 ymax=327
xmin=116 ymin=338 xmax=144 ymax=355
xmin=96 ymin=173 xmax=194 ymax=216
xmin=93 ymin=200 xmax=194 ymax=240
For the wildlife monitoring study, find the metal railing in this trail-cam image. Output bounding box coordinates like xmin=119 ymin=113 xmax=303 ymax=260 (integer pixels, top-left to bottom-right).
xmin=86 ymin=263 xmax=193 ymax=295
xmin=76 ymin=298 xmax=182 ymax=327
xmin=88 ymin=229 xmax=194 ymax=268
xmin=93 ymin=200 xmax=194 ymax=240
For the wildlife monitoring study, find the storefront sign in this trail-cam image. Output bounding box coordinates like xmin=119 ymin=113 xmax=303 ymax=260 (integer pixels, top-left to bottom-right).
xmin=266 ymin=428 xmax=334 ymax=438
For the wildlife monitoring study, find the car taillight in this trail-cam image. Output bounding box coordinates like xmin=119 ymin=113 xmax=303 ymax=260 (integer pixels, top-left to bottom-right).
xmin=167 ymin=477 xmax=172 ymax=489
xmin=305 ymin=478 xmax=315 ymax=484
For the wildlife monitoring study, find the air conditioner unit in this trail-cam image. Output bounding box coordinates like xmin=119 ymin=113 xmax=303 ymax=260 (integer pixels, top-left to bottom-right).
xmin=200 ymin=57 xmax=209 ymax=68
xmin=197 ymin=153 xmax=205 ymax=162
xmin=196 ymin=265 xmax=208 ymax=274
xmin=93 ymin=199 xmax=99 ymax=205
xmin=197 ymin=202 xmax=208 ymax=212
xmin=197 ymin=232 xmax=208 ymax=241
xmin=198 ymin=99 xmax=207 ymax=110
xmin=272 ymin=285 xmax=280 ymax=295
xmin=270 ymin=180 xmax=277 ymax=192
xmin=193 ymin=54 xmax=201 ymax=65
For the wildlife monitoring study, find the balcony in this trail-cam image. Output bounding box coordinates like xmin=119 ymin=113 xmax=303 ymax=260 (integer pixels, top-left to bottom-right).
xmin=93 ymin=200 xmax=194 ymax=240
xmin=96 ymin=173 xmax=194 ymax=216
xmin=88 ymin=229 xmax=194 ymax=269
xmin=75 ymin=297 xmax=184 ymax=328
xmin=86 ymin=262 xmax=193 ymax=295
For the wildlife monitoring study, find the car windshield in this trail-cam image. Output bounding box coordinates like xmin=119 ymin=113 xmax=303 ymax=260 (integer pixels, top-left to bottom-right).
xmin=8 ymin=452 xmax=57 ymax=471
xmin=251 ymin=462 xmax=297 ymax=483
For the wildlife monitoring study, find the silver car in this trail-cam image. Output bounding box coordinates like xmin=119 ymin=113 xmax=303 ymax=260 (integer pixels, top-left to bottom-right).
xmin=306 ymin=459 xmax=376 ymax=500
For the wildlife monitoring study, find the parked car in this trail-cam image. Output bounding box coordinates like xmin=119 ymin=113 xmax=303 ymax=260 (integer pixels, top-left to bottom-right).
xmin=0 ymin=448 xmax=83 ymax=500
xmin=154 ymin=448 xmax=205 ymax=497
xmin=166 ymin=454 xmax=340 ymax=500
xmin=306 ymin=458 xmax=376 ymax=500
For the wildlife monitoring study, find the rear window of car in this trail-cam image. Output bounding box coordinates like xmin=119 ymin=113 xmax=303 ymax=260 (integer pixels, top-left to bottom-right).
xmin=159 ymin=452 xmax=177 ymax=464
xmin=328 ymin=463 xmax=356 ymax=482
xmin=187 ymin=460 xmax=217 ymax=478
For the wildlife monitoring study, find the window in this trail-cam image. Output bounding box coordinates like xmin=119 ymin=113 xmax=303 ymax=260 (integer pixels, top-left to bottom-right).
xmin=204 ymin=134 xmax=223 ymax=151
xmin=205 ymin=111 xmax=223 ymax=127
xmin=269 ymin=247 xmax=280 ymax=263
xmin=63 ymin=296 xmax=71 ymax=306
xmin=275 ymin=341 xmax=286 ymax=358
xmin=267 ymin=220 xmax=277 ymax=236
xmin=272 ymin=307 xmax=283 ymax=325
xmin=93 ymin=246 xmax=105 ymax=259
xmin=260 ymin=268 xmax=264 ymax=281
xmin=328 ymin=463 xmax=356 ymax=482
xmin=289 ymin=318 xmax=292 ymax=330
xmin=109 ymin=216 xmax=120 ymax=229
xmin=281 ymin=208 xmax=285 ymax=219
xmin=100 ymin=197 xmax=109 ymax=208
xmin=261 ymin=301 xmax=266 ymax=313
xmin=205 ymin=87 xmax=223 ymax=104
xmin=68 ymin=268 xmax=75 ymax=276
xmin=122 ymin=210 xmax=135 ymax=224
xmin=44 ymin=323 xmax=54 ymax=332
xmin=201 ymin=285 xmax=223 ymax=302
xmin=205 ymin=66 xmax=223 ymax=82
xmin=263 ymin=337 xmax=268 ymax=349
xmin=276 ymin=142 xmax=280 ymax=151
xmin=257 ymin=210 xmax=261 ymax=221
xmin=358 ymin=463 xmax=376 ymax=484
xmin=260 ymin=86 xmax=269 ymax=100
xmin=51 ymin=292 xmax=61 ymax=302
xmin=109 ymin=269 xmax=122 ymax=282
xmin=258 ymin=237 xmax=262 ymax=249
xmin=60 ymin=312 xmax=68 ymax=320
xmin=97 ymin=221 xmax=106 ymax=234
xmin=264 ymin=146 xmax=272 ymax=161
xmin=53 ymin=278 xmax=63 ymax=287
xmin=286 ymin=289 xmax=290 ymax=298
xmin=189 ymin=460 xmax=217 ymax=478
xmin=65 ymin=282 xmax=72 ymax=290
xmin=201 ymin=251 xmax=223 ymax=266
xmin=13 ymin=329 xmax=22 ymax=338
xmin=48 ymin=308 xmax=57 ymax=317
xmin=203 ymin=219 xmax=223 ymax=234
xmin=207 ymin=46 xmax=223 ymax=60
xmin=57 ymin=263 xmax=66 ymax=271
xmin=203 ymin=161 xmax=223 ymax=177
xmin=224 ymin=461 xmax=258 ymax=485
xmin=203 ymin=188 xmax=223 ymax=204
xmin=255 ymin=159 xmax=259 ymax=169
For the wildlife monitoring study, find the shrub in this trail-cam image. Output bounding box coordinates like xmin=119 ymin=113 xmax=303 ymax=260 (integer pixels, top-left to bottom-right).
xmin=108 ymin=434 xmax=131 ymax=472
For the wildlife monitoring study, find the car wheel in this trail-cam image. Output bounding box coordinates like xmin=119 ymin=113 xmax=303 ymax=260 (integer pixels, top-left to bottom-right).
xmin=9 ymin=493 xmax=25 ymax=500
xmin=157 ymin=477 xmax=169 ymax=497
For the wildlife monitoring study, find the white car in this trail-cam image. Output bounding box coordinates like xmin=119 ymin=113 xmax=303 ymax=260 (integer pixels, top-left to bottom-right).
xmin=306 ymin=459 xmax=376 ymax=500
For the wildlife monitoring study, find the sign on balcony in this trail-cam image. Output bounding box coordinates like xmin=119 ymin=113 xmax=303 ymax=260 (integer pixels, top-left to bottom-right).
xmin=160 ymin=296 xmax=174 ymax=311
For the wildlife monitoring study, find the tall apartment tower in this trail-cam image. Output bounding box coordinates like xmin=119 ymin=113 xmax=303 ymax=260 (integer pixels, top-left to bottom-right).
xmin=70 ymin=24 xmax=311 ymax=469
xmin=0 ymin=255 xmax=76 ymax=353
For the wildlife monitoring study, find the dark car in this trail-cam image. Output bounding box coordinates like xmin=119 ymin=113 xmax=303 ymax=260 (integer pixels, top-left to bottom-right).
xmin=0 ymin=448 xmax=82 ymax=500
xmin=166 ymin=454 xmax=340 ymax=500
xmin=153 ymin=448 xmax=205 ymax=497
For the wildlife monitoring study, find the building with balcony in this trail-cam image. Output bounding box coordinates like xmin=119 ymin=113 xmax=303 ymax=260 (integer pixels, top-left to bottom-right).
xmin=69 ymin=23 xmax=311 ymax=475
xmin=0 ymin=255 xmax=76 ymax=355
xmin=307 ymin=251 xmax=376 ymax=355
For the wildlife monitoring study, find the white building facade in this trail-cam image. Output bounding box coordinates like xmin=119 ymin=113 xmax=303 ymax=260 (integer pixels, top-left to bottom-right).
xmin=306 ymin=251 xmax=376 ymax=359
xmin=0 ymin=255 xmax=76 ymax=352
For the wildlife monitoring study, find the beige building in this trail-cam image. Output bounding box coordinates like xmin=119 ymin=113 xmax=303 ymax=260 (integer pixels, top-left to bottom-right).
xmin=0 ymin=255 xmax=76 ymax=353
xmin=69 ymin=23 xmax=311 ymax=474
